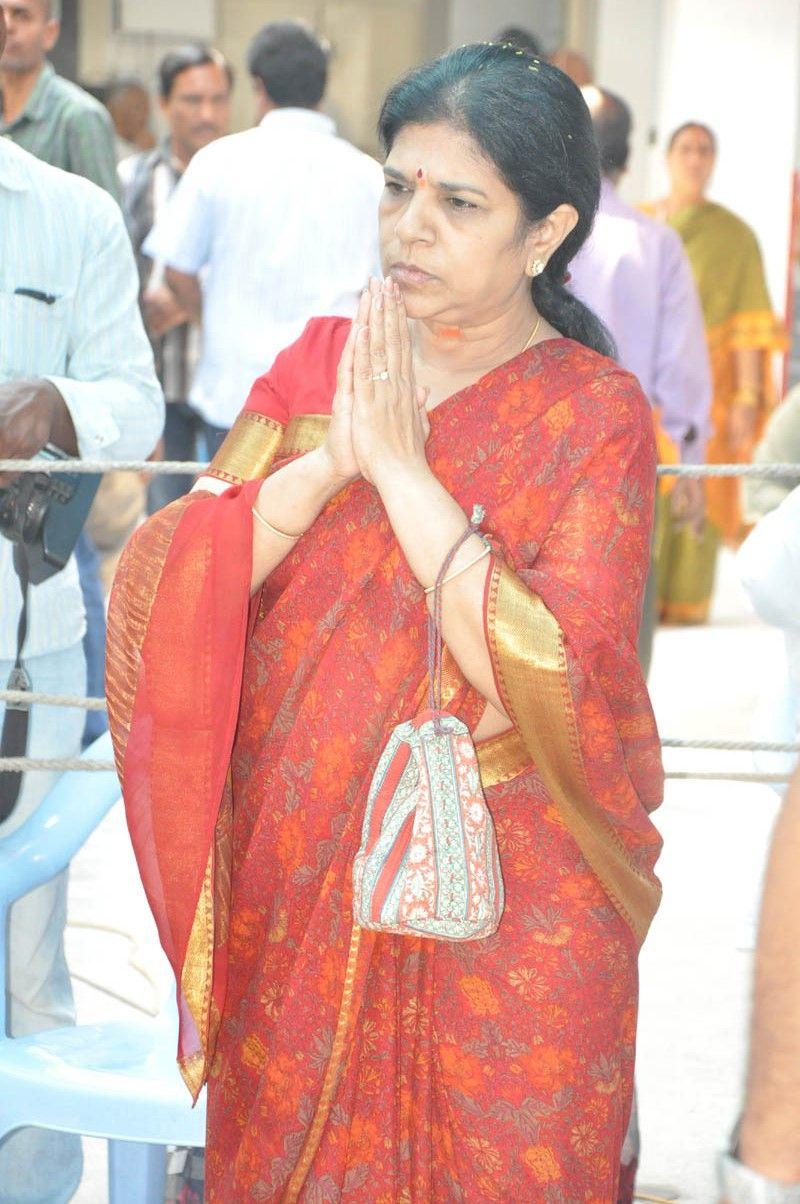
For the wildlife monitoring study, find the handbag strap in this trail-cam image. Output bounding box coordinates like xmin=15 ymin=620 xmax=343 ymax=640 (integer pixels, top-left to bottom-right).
xmin=427 ymin=504 xmax=487 ymax=728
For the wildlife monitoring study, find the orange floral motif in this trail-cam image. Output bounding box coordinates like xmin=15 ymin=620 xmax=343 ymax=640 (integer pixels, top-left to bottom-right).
xmin=280 ymin=615 xmax=315 ymax=671
xmin=522 ymin=1144 xmax=562 ymax=1183
xmin=519 ymin=1044 xmax=579 ymax=1095
xmin=476 ymin=1173 xmax=504 ymax=1200
xmin=372 ymin=628 xmax=420 ymax=691
xmin=261 ymin=1051 xmax=300 ymax=1118
xmin=240 ymin=1032 xmax=268 ymax=1071
xmin=229 ymin=905 xmax=262 ymax=951
xmin=275 ymin=809 xmax=306 ymax=872
xmin=438 ymin=1043 xmax=485 ymax=1097
xmin=507 ymin=965 xmax=550 ymax=1002
xmin=459 ymin=974 xmax=501 ymax=1016
xmin=340 ymin=523 xmax=385 ymax=579
xmin=571 ymin=1120 xmax=601 ymax=1158
xmin=543 ymin=396 xmax=574 ymax=436
xmin=311 ymin=733 xmax=354 ymax=792
xmin=347 ymin=1115 xmax=380 ymax=1162
xmin=464 ymin=1135 xmax=504 ymax=1175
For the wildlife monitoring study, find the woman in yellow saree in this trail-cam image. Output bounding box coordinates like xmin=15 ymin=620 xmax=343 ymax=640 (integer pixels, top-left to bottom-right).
xmin=644 ymin=122 xmax=786 ymax=622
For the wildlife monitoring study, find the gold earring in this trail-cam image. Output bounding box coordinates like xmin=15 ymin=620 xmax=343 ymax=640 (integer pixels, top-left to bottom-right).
xmin=528 ymin=259 xmax=545 ymax=277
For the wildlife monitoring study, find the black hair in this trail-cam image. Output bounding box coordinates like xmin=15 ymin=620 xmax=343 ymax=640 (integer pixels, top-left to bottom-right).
xmin=667 ymin=121 xmax=717 ymax=153
xmin=494 ymin=26 xmax=542 ymax=56
xmin=247 ymin=20 xmax=328 ymax=109
xmin=588 ymin=87 xmax=632 ymax=175
xmin=378 ymin=43 xmax=614 ymax=357
xmin=158 ymin=44 xmax=234 ymax=101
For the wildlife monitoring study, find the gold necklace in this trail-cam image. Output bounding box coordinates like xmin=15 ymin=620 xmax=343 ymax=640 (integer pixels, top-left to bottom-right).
xmin=521 ymin=312 xmax=542 ymax=353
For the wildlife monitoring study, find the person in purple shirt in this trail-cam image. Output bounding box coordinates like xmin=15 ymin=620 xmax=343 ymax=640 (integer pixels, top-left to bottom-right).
xmin=569 ymin=85 xmax=712 ymax=682
xmin=570 ymin=88 xmax=712 ymax=1203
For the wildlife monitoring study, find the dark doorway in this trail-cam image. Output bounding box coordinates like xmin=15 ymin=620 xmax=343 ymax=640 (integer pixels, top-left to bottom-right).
xmin=50 ymin=0 xmax=79 ymax=83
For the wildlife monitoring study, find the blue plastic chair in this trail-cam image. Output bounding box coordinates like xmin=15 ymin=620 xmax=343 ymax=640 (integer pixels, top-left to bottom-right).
xmin=0 ymin=732 xmax=206 ymax=1203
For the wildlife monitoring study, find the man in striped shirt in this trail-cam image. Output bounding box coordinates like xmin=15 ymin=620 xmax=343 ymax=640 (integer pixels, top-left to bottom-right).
xmin=120 ymin=43 xmax=233 ymax=513
xmin=0 ymin=0 xmax=118 ymax=199
xmin=0 ymin=13 xmax=163 ymax=1199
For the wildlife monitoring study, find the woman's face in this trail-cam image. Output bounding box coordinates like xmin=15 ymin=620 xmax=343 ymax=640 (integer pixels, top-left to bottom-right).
xmin=667 ymin=126 xmax=716 ymax=197
xmin=380 ymin=121 xmax=564 ymax=327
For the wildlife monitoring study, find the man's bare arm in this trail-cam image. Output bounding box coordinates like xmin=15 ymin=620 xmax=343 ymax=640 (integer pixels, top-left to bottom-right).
xmin=165 ymin=267 xmax=202 ymax=324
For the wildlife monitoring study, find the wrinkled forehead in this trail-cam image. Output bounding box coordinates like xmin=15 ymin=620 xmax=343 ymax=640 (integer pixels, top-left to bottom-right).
xmin=4 ymin=0 xmax=52 ymax=18
xmin=384 ymin=121 xmax=508 ymax=195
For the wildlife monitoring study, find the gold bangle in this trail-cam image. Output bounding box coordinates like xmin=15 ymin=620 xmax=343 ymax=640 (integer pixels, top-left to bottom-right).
xmin=423 ymin=544 xmax=491 ymax=595
xmin=251 ymin=505 xmax=305 ymax=541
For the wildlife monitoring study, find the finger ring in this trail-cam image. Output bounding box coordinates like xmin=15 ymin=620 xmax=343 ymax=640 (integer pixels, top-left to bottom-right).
xmin=369 ymin=369 xmax=390 ymax=382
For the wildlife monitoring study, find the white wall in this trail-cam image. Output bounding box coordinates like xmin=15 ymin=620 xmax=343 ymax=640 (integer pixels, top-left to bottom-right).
xmin=593 ymin=0 xmax=661 ymax=206
xmin=595 ymin=0 xmax=800 ymax=320
xmin=655 ymin=0 xmax=800 ymax=318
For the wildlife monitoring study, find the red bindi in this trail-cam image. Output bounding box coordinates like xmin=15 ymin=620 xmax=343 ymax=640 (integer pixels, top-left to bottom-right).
xmin=416 ymin=168 xmax=427 ymax=187
xmin=416 ymin=168 xmax=424 ymax=178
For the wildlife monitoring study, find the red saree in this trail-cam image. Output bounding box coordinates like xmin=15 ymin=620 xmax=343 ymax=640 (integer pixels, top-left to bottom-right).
xmin=107 ymin=318 xmax=663 ymax=1203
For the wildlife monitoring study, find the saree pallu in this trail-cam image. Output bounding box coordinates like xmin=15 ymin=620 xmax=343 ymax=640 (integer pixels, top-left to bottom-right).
xmin=643 ymin=201 xmax=786 ymax=622
xmin=107 ymin=322 xmax=664 ymax=1203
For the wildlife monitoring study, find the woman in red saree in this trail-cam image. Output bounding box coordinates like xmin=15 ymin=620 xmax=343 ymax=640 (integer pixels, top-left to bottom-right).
xmin=107 ymin=46 xmax=663 ymax=1202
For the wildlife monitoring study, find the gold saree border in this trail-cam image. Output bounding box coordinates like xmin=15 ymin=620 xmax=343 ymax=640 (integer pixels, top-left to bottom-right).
xmin=179 ymin=780 xmax=234 ymax=1099
xmin=207 ymin=412 xmax=331 ymax=485
xmin=283 ymin=922 xmax=363 ymax=1202
xmin=280 ymin=414 xmax=331 ymax=458
xmin=476 ymin=727 xmax=530 ymax=788
xmin=207 ymin=412 xmax=285 ymax=485
xmin=180 ymin=851 xmax=214 ymax=1099
xmin=487 ymin=562 xmax=661 ymax=946
xmin=706 ymin=309 xmax=788 ymax=355
xmin=106 ymin=497 xmax=195 ymax=774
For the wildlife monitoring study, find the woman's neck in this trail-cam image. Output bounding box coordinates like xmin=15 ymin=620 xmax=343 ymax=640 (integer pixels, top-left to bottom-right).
xmin=665 ymin=186 xmax=706 ymax=217
xmin=411 ymin=300 xmax=542 ymax=380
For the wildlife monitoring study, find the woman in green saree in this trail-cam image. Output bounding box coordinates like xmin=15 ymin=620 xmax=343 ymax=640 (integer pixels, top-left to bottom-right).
xmin=644 ymin=122 xmax=786 ymax=622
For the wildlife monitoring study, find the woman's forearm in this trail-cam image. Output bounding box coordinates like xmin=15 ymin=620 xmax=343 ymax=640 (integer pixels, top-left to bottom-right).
xmin=250 ymin=447 xmax=351 ymax=593
xmin=734 ymin=346 xmax=762 ymax=397
xmin=375 ymin=462 xmax=508 ymax=717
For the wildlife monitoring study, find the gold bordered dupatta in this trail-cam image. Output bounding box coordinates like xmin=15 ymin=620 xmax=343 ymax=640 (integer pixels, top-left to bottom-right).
xmin=487 ymin=568 xmax=661 ymax=944
xmin=480 ymin=373 xmax=665 ymax=946
xmin=107 ymin=415 xmax=299 ymax=1096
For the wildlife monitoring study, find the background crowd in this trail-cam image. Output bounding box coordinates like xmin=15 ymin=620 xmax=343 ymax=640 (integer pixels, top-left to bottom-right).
xmin=1 ymin=1 xmax=799 ymax=1202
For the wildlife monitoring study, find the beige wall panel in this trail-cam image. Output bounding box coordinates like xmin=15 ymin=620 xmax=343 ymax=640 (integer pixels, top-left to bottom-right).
xmin=78 ymin=0 xmax=437 ymax=146
xmin=218 ymin=1 xmax=320 ymax=133
xmin=323 ymin=0 xmax=429 ymax=154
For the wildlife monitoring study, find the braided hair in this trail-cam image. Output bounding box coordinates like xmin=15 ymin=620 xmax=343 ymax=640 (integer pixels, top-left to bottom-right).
xmin=378 ymin=43 xmax=614 ymax=357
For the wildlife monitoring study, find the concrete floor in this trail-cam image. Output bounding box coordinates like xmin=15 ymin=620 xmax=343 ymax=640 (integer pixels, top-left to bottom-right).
xmin=38 ymin=548 xmax=793 ymax=1202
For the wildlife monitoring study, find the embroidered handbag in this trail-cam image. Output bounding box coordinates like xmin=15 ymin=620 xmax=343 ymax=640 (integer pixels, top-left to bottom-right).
xmin=353 ymin=507 xmax=505 ymax=942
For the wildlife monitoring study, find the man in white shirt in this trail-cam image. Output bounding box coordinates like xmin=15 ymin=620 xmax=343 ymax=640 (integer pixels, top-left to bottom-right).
xmin=0 ymin=9 xmax=163 ymax=1192
xmin=145 ymin=19 xmax=384 ymax=447
xmin=718 ymin=489 xmax=800 ymax=1202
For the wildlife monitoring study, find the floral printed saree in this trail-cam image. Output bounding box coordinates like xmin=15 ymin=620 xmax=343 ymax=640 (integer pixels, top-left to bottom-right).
xmin=107 ymin=319 xmax=663 ymax=1202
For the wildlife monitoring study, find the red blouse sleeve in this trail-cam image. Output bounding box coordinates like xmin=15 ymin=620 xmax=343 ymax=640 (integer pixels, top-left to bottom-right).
xmin=243 ymin=316 xmax=352 ymax=420
xmin=208 ymin=315 xmax=352 ymax=485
